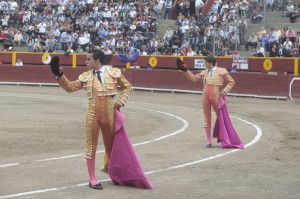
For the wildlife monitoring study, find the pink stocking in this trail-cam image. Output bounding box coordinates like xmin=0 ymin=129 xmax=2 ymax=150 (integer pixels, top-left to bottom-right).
xmin=205 ymin=127 xmax=211 ymax=145
xmin=87 ymin=158 xmax=98 ymax=185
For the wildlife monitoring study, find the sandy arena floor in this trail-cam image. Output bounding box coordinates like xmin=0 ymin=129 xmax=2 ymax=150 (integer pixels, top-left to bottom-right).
xmin=0 ymin=85 xmax=299 ymax=199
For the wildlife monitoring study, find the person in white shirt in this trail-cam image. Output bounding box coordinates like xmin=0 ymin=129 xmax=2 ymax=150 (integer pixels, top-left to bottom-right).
xmin=255 ymin=43 xmax=265 ymax=56
xmin=163 ymin=27 xmax=173 ymax=42
xmin=103 ymin=7 xmax=112 ymax=21
xmin=283 ymin=37 xmax=293 ymax=50
xmin=78 ymin=33 xmax=87 ymax=50
xmin=10 ymin=0 xmax=18 ymax=13
xmin=208 ymin=13 xmax=217 ymax=25
xmin=13 ymin=30 xmax=22 ymax=47
xmin=87 ymin=0 xmax=93 ymax=5
xmin=95 ymin=18 xmax=102 ymax=28
xmin=38 ymin=20 xmax=47 ymax=36
xmin=104 ymin=46 xmax=112 ymax=55
xmin=15 ymin=59 xmax=23 ymax=66
xmin=195 ymin=0 xmax=204 ymax=16
xmin=284 ymin=1 xmax=294 ymax=17
xmin=1 ymin=14 xmax=9 ymax=27
xmin=187 ymin=48 xmax=195 ymax=56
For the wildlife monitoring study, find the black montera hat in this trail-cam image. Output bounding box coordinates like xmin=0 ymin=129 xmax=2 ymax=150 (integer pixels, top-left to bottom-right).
xmin=204 ymin=55 xmax=217 ymax=65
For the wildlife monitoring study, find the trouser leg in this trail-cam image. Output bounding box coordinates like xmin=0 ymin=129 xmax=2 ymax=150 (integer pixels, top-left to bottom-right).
xmin=202 ymin=86 xmax=220 ymax=144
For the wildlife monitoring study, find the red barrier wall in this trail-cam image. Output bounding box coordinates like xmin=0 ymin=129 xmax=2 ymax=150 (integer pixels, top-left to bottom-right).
xmin=1 ymin=53 xmax=298 ymax=74
xmin=1 ymin=66 xmax=299 ymax=98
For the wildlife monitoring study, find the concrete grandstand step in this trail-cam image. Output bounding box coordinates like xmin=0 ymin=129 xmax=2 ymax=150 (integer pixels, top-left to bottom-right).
xmin=264 ymin=11 xmax=285 ymax=18
xmin=239 ymin=50 xmax=253 ymax=57
xmin=13 ymin=47 xmax=28 ymax=52
xmin=157 ymin=19 xmax=176 ymax=24
xmin=264 ymin=17 xmax=300 ymax=23
xmin=239 ymin=45 xmax=246 ymax=51
xmin=156 ymin=19 xmax=176 ymax=39
xmin=245 ymin=9 xmax=300 ymax=40
xmin=264 ymin=23 xmax=300 ymax=29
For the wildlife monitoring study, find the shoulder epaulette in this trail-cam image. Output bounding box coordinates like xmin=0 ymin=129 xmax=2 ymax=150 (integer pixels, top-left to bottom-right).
xmin=107 ymin=67 xmax=121 ymax=78
xmin=78 ymin=70 xmax=92 ymax=82
xmin=216 ymin=67 xmax=228 ymax=75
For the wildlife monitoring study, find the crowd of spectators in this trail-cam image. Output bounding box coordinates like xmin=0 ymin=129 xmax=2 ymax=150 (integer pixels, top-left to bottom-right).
xmin=246 ymin=25 xmax=300 ymax=57
xmin=160 ymin=0 xmax=300 ymax=57
xmin=0 ymin=0 xmax=163 ymax=54
xmin=0 ymin=0 xmax=299 ymax=58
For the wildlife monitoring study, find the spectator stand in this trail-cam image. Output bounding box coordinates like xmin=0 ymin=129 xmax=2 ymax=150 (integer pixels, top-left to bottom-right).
xmin=0 ymin=0 xmax=299 ymax=60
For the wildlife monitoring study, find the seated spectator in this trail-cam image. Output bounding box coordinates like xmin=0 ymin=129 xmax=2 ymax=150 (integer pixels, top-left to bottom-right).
xmin=261 ymin=33 xmax=269 ymax=49
xmin=251 ymin=7 xmax=263 ymax=24
xmin=3 ymin=38 xmax=13 ymax=50
xmin=75 ymin=45 xmax=84 ymax=53
xmin=290 ymin=43 xmax=299 ymax=57
xmin=277 ymin=43 xmax=285 ymax=57
xmin=253 ymin=43 xmax=265 ymax=57
xmin=172 ymin=48 xmax=180 ymax=56
xmin=257 ymin=26 xmax=267 ymax=42
xmin=246 ymin=32 xmax=258 ymax=51
xmin=290 ymin=5 xmax=300 ymax=23
xmin=283 ymin=37 xmax=293 ymax=54
xmin=13 ymin=30 xmax=22 ymax=47
xmin=146 ymin=64 xmax=153 ymax=70
xmin=186 ymin=47 xmax=195 ymax=56
xmin=230 ymin=65 xmax=239 ymax=73
xmin=269 ymin=44 xmax=279 ymax=57
xmin=284 ymin=1 xmax=295 ymax=17
xmin=266 ymin=0 xmax=275 ymax=12
xmin=130 ymin=62 xmax=140 ymax=69
xmin=15 ymin=59 xmax=23 ymax=67
xmin=0 ymin=30 xmax=7 ymax=46
xmin=286 ymin=27 xmax=296 ymax=43
xmin=152 ymin=48 xmax=161 ymax=55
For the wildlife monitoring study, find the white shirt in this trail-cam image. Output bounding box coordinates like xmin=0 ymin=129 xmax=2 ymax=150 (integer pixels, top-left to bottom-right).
xmin=16 ymin=61 xmax=23 ymax=66
xmin=95 ymin=67 xmax=106 ymax=83
xmin=209 ymin=66 xmax=217 ymax=77
xmin=195 ymin=0 xmax=204 ymax=9
xmin=38 ymin=22 xmax=47 ymax=33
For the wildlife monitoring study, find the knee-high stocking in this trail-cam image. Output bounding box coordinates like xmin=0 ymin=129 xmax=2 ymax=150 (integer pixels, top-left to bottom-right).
xmin=87 ymin=157 xmax=98 ymax=185
xmin=205 ymin=127 xmax=211 ymax=145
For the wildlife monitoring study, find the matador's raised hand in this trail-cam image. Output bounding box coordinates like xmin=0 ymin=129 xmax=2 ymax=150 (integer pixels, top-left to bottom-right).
xmin=176 ymin=59 xmax=187 ymax=72
xmin=50 ymin=56 xmax=63 ymax=78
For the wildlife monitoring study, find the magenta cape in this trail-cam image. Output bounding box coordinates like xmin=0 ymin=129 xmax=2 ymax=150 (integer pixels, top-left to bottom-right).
xmin=108 ymin=109 xmax=153 ymax=189
xmin=213 ymin=96 xmax=244 ymax=149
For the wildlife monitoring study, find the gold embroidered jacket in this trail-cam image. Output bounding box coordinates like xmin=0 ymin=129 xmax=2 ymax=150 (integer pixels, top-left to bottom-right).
xmin=185 ymin=67 xmax=235 ymax=94
xmin=58 ymin=67 xmax=132 ymax=105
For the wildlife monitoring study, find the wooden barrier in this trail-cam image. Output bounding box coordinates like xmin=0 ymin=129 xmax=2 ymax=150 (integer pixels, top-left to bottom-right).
xmin=0 ymin=66 xmax=299 ymax=98
xmin=1 ymin=52 xmax=299 ymax=75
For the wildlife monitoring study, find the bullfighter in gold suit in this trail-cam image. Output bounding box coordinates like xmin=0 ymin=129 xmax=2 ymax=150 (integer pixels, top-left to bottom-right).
xmin=177 ymin=55 xmax=235 ymax=148
xmin=50 ymin=50 xmax=131 ymax=190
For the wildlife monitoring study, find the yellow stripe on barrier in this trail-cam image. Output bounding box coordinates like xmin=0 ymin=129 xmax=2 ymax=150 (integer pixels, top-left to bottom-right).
xmin=11 ymin=52 xmax=16 ymax=67
xmin=72 ymin=53 xmax=77 ymax=68
xmin=294 ymin=58 xmax=299 ymax=76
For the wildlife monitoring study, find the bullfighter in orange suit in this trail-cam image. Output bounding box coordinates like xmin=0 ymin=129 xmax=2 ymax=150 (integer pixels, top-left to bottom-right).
xmin=50 ymin=49 xmax=132 ymax=190
xmin=177 ymin=55 xmax=235 ymax=148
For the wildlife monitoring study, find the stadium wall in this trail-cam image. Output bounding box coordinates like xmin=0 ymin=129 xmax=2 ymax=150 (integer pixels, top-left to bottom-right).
xmin=0 ymin=52 xmax=299 ymax=99
xmin=0 ymin=65 xmax=299 ymax=99
xmin=0 ymin=52 xmax=299 ymax=74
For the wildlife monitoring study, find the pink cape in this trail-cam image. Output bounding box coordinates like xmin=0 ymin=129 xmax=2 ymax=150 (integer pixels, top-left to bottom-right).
xmin=108 ymin=109 xmax=153 ymax=189
xmin=213 ymin=96 xmax=244 ymax=149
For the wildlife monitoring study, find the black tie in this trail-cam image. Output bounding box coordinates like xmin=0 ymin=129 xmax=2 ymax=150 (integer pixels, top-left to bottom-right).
xmin=96 ymin=71 xmax=102 ymax=84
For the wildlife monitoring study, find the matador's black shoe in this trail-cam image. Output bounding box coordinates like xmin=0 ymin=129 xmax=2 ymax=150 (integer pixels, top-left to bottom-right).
xmin=89 ymin=182 xmax=103 ymax=190
xmin=206 ymin=144 xmax=212 ymax=148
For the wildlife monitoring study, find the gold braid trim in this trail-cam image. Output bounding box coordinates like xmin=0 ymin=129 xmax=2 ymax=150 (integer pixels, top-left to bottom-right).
xmin=84 ymin=98 xmax=96 ymax=159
